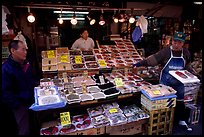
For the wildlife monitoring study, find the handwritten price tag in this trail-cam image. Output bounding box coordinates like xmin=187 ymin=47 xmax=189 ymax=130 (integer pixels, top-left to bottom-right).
xmin=109 ymin=108 xmax=118 ymax=114
xmin=60 ymin=55 xmax=68 ymax=62
xmin=60 ymin=112 xmax=71 ymax=126
xmin=98 ymin=59 xmax=107 ymax=68
xmin=47 ymin=50 xmax=55 ymax=58
xmin=75 ymin=56 xmax=82 ymax=64
xmin=153 ymin=90 xmax=161 ymax=95
xmin=114 ymin=78 xmax=124 ymax=87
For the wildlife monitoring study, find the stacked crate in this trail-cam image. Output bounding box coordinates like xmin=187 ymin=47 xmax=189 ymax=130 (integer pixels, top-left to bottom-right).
xmin=56 ymin=47 xmax=71 ymax=71
xmin=140 ymin=89 xmax=176 ymax=135
xmin=41 ymin=50 xmax=58 ymax=71
xmin=142 ymin=106 xmax=175 ymax=135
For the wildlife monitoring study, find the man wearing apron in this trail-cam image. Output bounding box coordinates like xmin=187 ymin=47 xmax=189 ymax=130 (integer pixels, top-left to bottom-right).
xmin=133 ymin=31 xmax=198 ymax=131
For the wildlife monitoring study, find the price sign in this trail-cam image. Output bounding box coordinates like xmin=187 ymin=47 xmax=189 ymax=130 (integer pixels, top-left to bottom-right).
xmin=60 ymin=112 xmax=71 ymax=126
xmin=60 ymin=55 xmax=68 ymax=62
xmin=47 ymin=50 xmax=55 ymax=58
xmin=75 ymin=55 xmax=82 ymax=64
xmin=109 ymin=108 xmax=118 ymax=114
xmin=153 ymin=90 xmax=161 ymax=95
xmin=114 ymin=78 xmax=124 ymax=87
xmin=98 ymin=59 xmax=107 ymax=68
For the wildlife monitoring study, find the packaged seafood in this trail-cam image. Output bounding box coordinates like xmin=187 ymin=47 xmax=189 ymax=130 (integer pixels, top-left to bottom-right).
xmin=38 ymin=95 xmax=61 ymax=106
xmin=40 ymin=126 xmax=59 ymax=135
xmin=82 ymin=50 xmax=94 ymax=55
xmin=102 ymin=102 xmax=119 ymax=111
xmin=79 ymin=93 xmax=94 ymax=102
xmin=87 ymin=106 xmax=104 ymax=117
xmin=108 ymin=113 xmax=127 ymax=126
xmin=87 ymin=86 xmax=101 ymax=93
xmin=72 ymin=64 xmax=86 ymax=70
xmin=59 ymin=124 xmax=76 ymax=135
xmin=116 ymin=86 xmax=132 ymax=94
xmin=69 ymin=50 xmax=82 ymax=55
xmin=91 ymin=92 xmax=106 ymax=100
xmin=84 ymin=55 xmax=96 ymax=62
xmin=37 ymin=87 xmax=58 ymax=96
xmin=72 ymin=114 xmax=93 ymax=130
xmin=66 ymin=93 xmax=80 ymax=102
xmin=85 ymin=61 xmax=99 ymax=69
xmin=169 ymin=70 xmax=200 ymax=84
xmin=105 ymin=107 xmax=123 ymax=117
xmin=91 ymin=114 xmax=110 ymax=127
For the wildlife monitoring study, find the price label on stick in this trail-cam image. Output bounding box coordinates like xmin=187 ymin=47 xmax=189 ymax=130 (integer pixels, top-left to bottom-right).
xmin=114 ymin=78 xmax=124 ymax=87
xmin=98 ymin=59 xmax=107 ymax=68
xmin=60 ymin=112 xmax=71 ymax=126
xmin=75 ymin=55 xmax=82 ymax=64
xmin=60 ymin=55 xmax=68 ymax=62
xmin=47 ymin=50 xmax=55 ymax=58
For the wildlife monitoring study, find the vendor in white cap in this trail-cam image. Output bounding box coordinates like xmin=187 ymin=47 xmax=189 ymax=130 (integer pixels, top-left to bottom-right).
xmin=133 ymin=31 xmax=198 ymax=130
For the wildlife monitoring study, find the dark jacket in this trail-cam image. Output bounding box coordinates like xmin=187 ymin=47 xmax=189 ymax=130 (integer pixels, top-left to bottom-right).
xmin=1 ymin=55 xmax=35 ymax=109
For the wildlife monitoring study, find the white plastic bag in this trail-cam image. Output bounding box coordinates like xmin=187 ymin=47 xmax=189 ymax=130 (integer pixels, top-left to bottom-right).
xmin=2 ymin=5 xmax=10 ymax=35
xmin=13 ymin=31 xmax=28 ymax=49
xmin=138 ymin=15 xmax=148 ymax=34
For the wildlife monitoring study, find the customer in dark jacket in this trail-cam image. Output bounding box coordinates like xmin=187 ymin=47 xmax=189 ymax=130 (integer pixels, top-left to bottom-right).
xmin=1 ymin=40 xmax=36 ymax=135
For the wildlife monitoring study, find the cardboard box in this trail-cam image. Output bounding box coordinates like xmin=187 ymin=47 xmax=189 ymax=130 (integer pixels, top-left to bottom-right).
xmin=42 ymin=58 xmax=57 ymax=66
xmin=57 ymin=63 xmax=72 ymax=71
xmin=106 ymin=120 xmax=146 ymax=135
xmin=141 ymin=94 xmax=176 ymax=111
xmin=42 ymin=65 xmax=57 ymax=71
xmin=68 ymin=126 xmax=105 ymax=135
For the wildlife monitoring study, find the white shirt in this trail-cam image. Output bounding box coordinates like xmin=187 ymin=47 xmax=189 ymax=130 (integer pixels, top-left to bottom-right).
xmin=71 ymin=37 xmax=95 ymax=51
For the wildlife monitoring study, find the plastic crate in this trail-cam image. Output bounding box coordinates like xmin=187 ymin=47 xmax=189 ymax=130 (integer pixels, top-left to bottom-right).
xmin=142 ymin=106 xmax=175 ymax=135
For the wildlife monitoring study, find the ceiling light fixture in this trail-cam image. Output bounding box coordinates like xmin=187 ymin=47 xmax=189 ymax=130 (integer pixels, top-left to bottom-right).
xmin=113 ymin=10 xmax=118 ymax=23
xmin=87 ymin=8 xmax=96 ymax=25
xmin=129 ymin=8 xmax=135 ymax=23
xmin=27 ymin=7 xmax=35 ymax=23
xmin=54 ymin=11 xmax=89 ymax=14
xmin=70 ymin=8 xmax=77 ymax=25
xmin=99 ymin=9 xmax=105 ymax=25
xmin=59 ymin=9 xmax=63 ymax=24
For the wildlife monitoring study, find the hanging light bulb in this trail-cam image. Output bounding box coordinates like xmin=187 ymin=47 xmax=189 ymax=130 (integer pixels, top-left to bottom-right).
xmin=59 ymin=9 xmax=63 ymax=24
xmin=70 ymin=9 xmax=77 ymax=25
xmin=71 ymin=17 xmax=77 ymax=25
xmin=99 ymin=9 xmax=105 ymax=25
xmin=113 ymin=18 xmax=119 ymax=23
xmin=27 ymin=7 xmax=35 ymax=23
xmin=113 ymin=10 xmax=118 ymax=23
xmin=90 ymin=19 xmax=96 ymax=25
xmin=129 ymin=17 xmax=135 ymax=23
xmin=59 ymin=18 xmax=63 ymax=24
xmin=129 ymin=8 xmax=135 ymax=23
xmin=119 ymin=14 xmax=125 ymax=22
xmin=87 ymin=15 xmax=95 ymax=25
